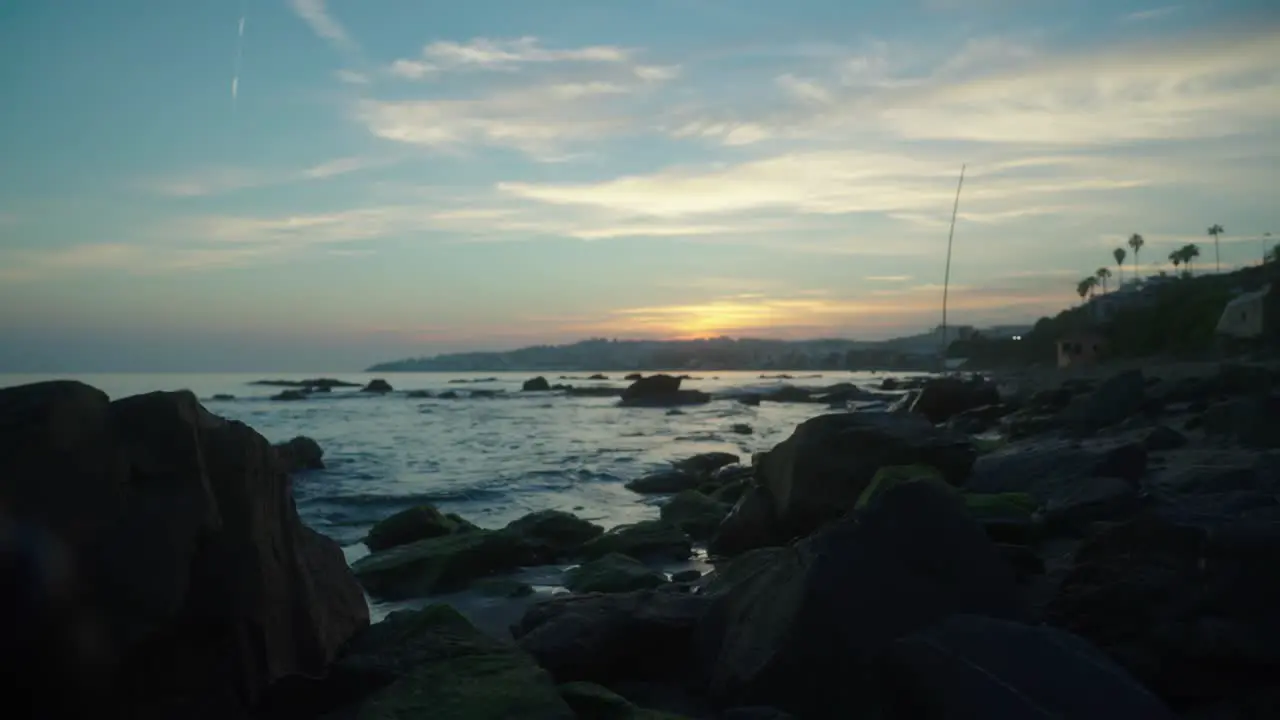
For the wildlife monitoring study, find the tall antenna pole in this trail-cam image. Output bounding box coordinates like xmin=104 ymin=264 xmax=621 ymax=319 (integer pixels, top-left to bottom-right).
xmin=940 ymin=164 xmax=966 ymax=370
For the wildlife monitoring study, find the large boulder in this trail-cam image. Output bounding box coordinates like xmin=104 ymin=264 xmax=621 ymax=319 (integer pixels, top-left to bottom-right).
xmin=620 ymin=375 xmax=710 ymax=408
xmin=873 ymin=614 xmax=1174 ymax=719
xmin=909 ymin=377 xmax=1001 ymax=424
xmin=352 ymin=529 xmax=549 ymax=600
xmin=564 ymin=553 xmax=668 ymax=594
xmin=337 ymin=604 xmax=574 ymax=720
xmin=660 ymin=491 xmax=732 ymax=541
xmin=0 ymin=382 xmax=369 ymax=717
xmin=755 ymin=412 xmax=977 ymax=539
xmin=362 ymin=378 xmax=394 ymax=393
xmin=523 ymin=376 xmax=552 ymax=392
xmin=1203 ymin=394 xmax=1280 ymax=449
xmin=697 ymin=480 xmax=1025 ymax=716
xmin=708 ymin=486 xmax=783 ymax=558
xmin=673 ymin=452 xmax=740 ymax=477
xmin=515 ymin=590 xmax=712 ymax=685
xmin=1060 ymin=369 xmax=1146 ymax=433
xmin=272 ymin=435 xmax=325 ymax=473
xmin=364 ymin=504 xmax=477 ymax=552
xmin=626 ymin=470 xmax=702 ymax=495
xmin=581 ymin=521 xmax=692 ymax=562
xmin=1044 ymin=511 xmax=1280 ymax=712
xmin=504 ymin=509 xmax=604 ymax=557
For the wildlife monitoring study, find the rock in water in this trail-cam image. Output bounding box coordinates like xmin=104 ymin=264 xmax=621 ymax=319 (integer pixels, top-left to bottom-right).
xmin=661 ymin=491 xmax=732 ymax=541
xmin=273 ymin=434 xmax=325 ymax=473
xmin=364 ymin=504 xmax=477 ymax=551
xmin=352 ymin=529 xmax=549 ymax=600
xmin=564 ymin=553 xmax=668 ymax=594
xmin=0 ymin=381 xmax=369 ymax=717
xmin=755 ymin=412 xmax=976 ymax=539
xmin=697 ymin=480 xmax=1024 ymax=716
xmin=620 ymin=374 xmax=711 ymax=408
xmin=909 ymin=377 xmax=1001 ymax=424
xmin=504 ymin=509 xmax=604 ymax=557
xmin=523 ymin=376 xmax=551 ymax=392
xmin=874 ymin=614 xmax=1174 ymax=719
xmin=362 ymin=378 xmax=393 ymax=393
xmin=338 ymin=604 xmax=574 ymax=720
xmin=580 ymin=521 xmax=692 ymax=562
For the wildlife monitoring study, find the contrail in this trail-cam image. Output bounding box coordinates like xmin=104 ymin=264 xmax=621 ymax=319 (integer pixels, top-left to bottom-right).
xmin=232 ymin=2 xmax=247 ymax=110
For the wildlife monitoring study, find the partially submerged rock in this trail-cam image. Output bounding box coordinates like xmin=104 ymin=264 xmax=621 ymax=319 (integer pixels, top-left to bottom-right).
xmin=660 ymin=490 xmax=732 ymax=541
xmin=565 ymin=553 xmax=668 ymax=594
xmin=626 ymin=469 xmax=702 ymax=494
xmin=673 ymin=451 xmax=740 ymax=477
xmin=505 ymin=509 xmax=604 ymax=556
xmin=620 ymin=375 xmax=710 ymax=408
xmin=352 ymin=529 xmax=549 ymax=600
xmin=364 ymin=504 xmax=477 ymax=552
xmin=523 ymin=376 xmax=552 ymax=392
xmin=909 ymin=376 xmax=1001 ymax=424
xmin=581 ymin=521 xmax=692 ymax=562
xmin=362 ymin=378 xmax=394 ymax=393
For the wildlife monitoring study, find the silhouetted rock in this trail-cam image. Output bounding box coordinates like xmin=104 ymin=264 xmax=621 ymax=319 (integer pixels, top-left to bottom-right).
xmin=504 ymin=509 xmax=604 ymax=557
xmin=588 ymin=374 xmax=609 ymax=380
xmin=250 ymin=378 xmax=359 ymax=388
xmin=352 ymin=529 xmax=552 ymax=600
xmin=709 ymin=485 xmax=782 ymax=558
xmin=620 ymin=374 xmax=710 ymax=408
xmin=624 ymin=373 xmax=643 ymax=381
xmin=364 ymin=504 xmax=478 ymax=552
xmin=674 ymin=451 xmax=740 ymax=477
xmin=1145 ymin=424 xmax=1189 ymax=451
xmin=273 ymin=434 xmax=325 ymax=473
xmin=909 ymin=376 xmax=1001 ymax=424
xmin=0 ymin=381 xmax=368 ymax=718
xmin=660 ymin=490 xmax=732 ymax=541
xmin=271 ymin=389 xmax=308 ymax=401
xmin=1061 ymin=369 xmax=1146 ymax=433
xmin=211 ymin=393 xmax=235 ymax=401
xmin=362 ymin=378 xmax=393 ymax=393
xmin=1203 ymin=394 xmax=1280 ymax=448
xmin=523 ymin=376 xmax=551 ymax=392
xmin=580 ymin=520 xmax=692 ymax=562
xmin=405 ymin=390 xmax=432 ymax=398
xmin=625 ymin=469 xmax=702 ymax=494
xmin=731 ymin=423 xmax=753 ymax=435
xmin=564 ymin=553 xmax=668 ymax=594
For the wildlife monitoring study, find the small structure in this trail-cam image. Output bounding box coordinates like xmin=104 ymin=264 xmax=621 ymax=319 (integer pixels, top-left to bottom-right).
xmin=1056 ymin=331 xmax=1108 ymax=369
xmin=1215 ymin=284 xmax=1272 ymax=340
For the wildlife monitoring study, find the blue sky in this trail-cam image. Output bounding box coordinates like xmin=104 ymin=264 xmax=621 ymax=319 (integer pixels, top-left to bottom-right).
xmin=1 ymin=0 xmax=1277 ymax=371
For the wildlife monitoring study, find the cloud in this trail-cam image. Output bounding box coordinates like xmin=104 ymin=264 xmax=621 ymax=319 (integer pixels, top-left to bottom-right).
xmin=776 ymin=74 xmax=831 ymax=104
xmin=388 ymin=59 xmax=436 ymax=80
xmin=335 ymin=69 xmax=371 ymax=84
xmin=866 ymin=275 xmax=912 ymax=282
xmin=634 ymin=65 xmax=682 ymax=82
xmin=1123 ymin=5 xmax=1181 ymax=22
xmin=150 ymin=156 xmax=393 ymax=197
xmin=419 ymin=37 xmax=630 ymax=69
xmin=288 ymin=0 xmax=356 ymax=51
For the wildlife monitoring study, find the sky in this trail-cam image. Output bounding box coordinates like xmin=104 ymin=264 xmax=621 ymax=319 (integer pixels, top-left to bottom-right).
xmin=1 ymin=0 xmax=1278 ymax=371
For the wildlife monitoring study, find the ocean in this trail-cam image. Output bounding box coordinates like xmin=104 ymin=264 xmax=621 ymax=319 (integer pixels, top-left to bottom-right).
xmin=0 ymin=370 xmax=919 ymax=621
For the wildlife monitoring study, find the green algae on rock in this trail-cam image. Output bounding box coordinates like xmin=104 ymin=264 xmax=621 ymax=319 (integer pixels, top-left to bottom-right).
xmin=352 ymin=529 xmax=547 ymax=600
xmin=565 ymin=553 xmax=668 ymax=594
xmin=580 ymin=520 xmax=692 ymax=562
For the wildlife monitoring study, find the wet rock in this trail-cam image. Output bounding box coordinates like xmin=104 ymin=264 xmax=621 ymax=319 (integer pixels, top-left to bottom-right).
xmin=515 ymin=590 xmax=712 ymax=685
xmin=272 ymin=434 xmax=325 ymax=473
xmin=620 ymin=375 xmax=710 ymax=408
xmin=364 ymin=504 xmax=478 ymax=552
xmin=697 ymin=480 xmax=1024 ymax=716
xmin=437 ymin=390 xmax=459 ymax=399
xmin=731 ymin=423 xmax=753 ymax=435
xmin=472 ymin=577 xmax=535 ymax=598
xmin=338 ymin=604 xmax=573 ymax=720
xmin=271 ymin=389 xmax=308 ymax=401
xmin=1042 ymin=476 xmax=1139 ymax=534
xmin=625 ymin=470 xmax=702 ymax=494
xmin=1145 ymin=424 xmax=1189 ymax=451
xmin=873 ymin=614 xmax=1174 ymax=719
xmin=362 ymin=378 xmax=393 ymax=393
xmin=1061 ymin=369 xmax=1146 ymax=433
xmin=565 ymin=553 xmax=668 ymax=594
xmin=962 ymin=492 xmax=1041 ymax=545
xmin=0 ymin=382 xmax=369 ymax=717
xmin=505 ymin=509 xmax=604 ymax=557
xmin=352 ymin=529 xmax=550 ymax=600
xmin=581 ymin=521 xmax=692 ymax=562
xmin=1044 ymin=512 xmax=1280 ymax=711
xmin=660 ymin=490 xmax=732 ymax=541
xmin=708 ymin=485 xmax=782 ymax=558
xmin=405 ymin=390 xmax=432 ymax=398
xmin=523 ymin=376 xmax=552 ymax=392
xmin=672 ymin=569 xmax=701 ymax=583
xmin=674 ymin=452 xmax=740 ymax=477
xmin=966 ymin=438 xmax=1147 ymax=502
xmin=1204 ymin=394 xmax=1280 ymax=449
xmin=945 ymin=403 xmax=1013 ymax=434
xmin=909 ymin=377 xmax=1001 ymax=424
xmin=557 ymin=681 xmax=662 ymax=719
xmin=759 ymin=386 xmax=813 ymax=404
xmin=737 ymin=394 xmax=762 ymax=407
xmin=211 ymin=393 xmax=235 ymax=401
xmin=755 ymin=412 xmax=976 ymax=539
xmin=624 ymin=374 xmax=644 ymax=381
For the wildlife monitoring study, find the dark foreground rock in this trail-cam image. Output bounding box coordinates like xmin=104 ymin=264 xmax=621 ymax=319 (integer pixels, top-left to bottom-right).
xmin=273 ymin=434 xmax=325 ymax=473
xmin=909 ymin=376 xmax=1001 ymax=424
xmin=523 ymin=376 xmax=551 ymax=392
xmin=363 ymin=504 xmax=478 ymax=551
xmin=0 ymin=381 xmax=369 ymax=718
xmin=874 ymin=614 xmax=1174 ymax=719
xmin=361 ymin=378 xmax=393 ymax=393
xmin=565 ymin=553 xmax=668 ymax=594
xmin=697 ymin=480 xmax=1024 ymax=716
xmin=620 ymin=375 xmax=711 ymax=408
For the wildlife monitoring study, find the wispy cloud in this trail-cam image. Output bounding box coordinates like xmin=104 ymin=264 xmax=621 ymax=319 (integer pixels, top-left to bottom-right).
xmin=288 ymin=0 xmax=356 ymax=51
xmin=149 ymin=156 xmax=394 ymax=197
xmin=1123 ymin=5 xmax=1181 ymax=22
xmin=335 ymin=69 xmax=370 ymax=84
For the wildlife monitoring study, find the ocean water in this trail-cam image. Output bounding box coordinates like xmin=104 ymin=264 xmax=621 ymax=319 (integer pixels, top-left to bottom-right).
xmin=1 ymin=370 xmax=920 ymax=621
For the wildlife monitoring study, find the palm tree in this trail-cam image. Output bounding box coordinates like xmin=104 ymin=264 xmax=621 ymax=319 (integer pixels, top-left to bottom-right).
xmin=1169 ymin=249 xmax=1182 ymax=274
xmin=1207 ymin=224 xmax=1223 ymax=273
xmin=1113 ymin=247 xmax=1127 ymax=286
xmin=1182 ymin=243 xmax=1201 ymax=275
xmin=1127 ymin=234 xmax=1144 ymax=280
xmin=1095 ymin=267 xmax=1112 ymax=293
xmin=1076 ymin=277 xmax=1091 ymax=301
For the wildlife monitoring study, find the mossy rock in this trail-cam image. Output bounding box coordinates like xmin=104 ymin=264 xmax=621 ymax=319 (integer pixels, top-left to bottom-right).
xmin=353 ymin=606 xmax=573 ymax=720
xmin=364 ymin=504 xmax=478 ymax=551
xmin=971 ymin=436 xmax=1009 ymax=455
xmin=659 ymin=490 xmax=732 ymax=541
xmin=558 ymin=682 xmax=693 ymax=719
xmin=854 ymin=464 xmax=953 ymax=511
xmin=565 ymin=553 xmax=668 ymax=594
xmin=505 ymin=509 xmax=603 ymax=557
xmin=352 ymin=529 xmax=548 ymax=600
xmin=961 ymin=491 xmax=1042 ymax=545
xmin=580 ymin=520 xmax=692 ymax=562
xmin=962 ymin=492 xmax=1038 ymax=517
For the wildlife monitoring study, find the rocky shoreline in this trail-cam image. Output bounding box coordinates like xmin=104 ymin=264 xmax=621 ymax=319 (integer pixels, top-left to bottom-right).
xmin=3 ymin=363 xmax=1278 ymax=718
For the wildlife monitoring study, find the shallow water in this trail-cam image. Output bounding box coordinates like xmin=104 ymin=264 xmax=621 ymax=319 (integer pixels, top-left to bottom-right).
xmin=1 ymin=370 xmax=921 ymax=622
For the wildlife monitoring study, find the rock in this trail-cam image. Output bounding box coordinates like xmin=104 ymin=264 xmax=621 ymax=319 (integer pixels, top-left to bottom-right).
xmin=909 ymin=377 xmax=1001 ymax=424
xmin=272 ymin=434 xmax=325 ymax=473
xmin=362 ymin=378 xmax=393 ymax=393
xmin=1145 ymin=424 xmax=1189 ymax=451
xmin=962 ymin=492 xmax=1041 ymax=545
xmin=708 ymin=485 xmax=782 ymax=558
xmin=558 ymin=681 xmax=662 ymax=719
xmin=625 ymin=373 xmax=644 ymax=381
xmin=880 ymin=378 xmax=900 ymax=390
xmin=251 ymin=377 xmax=360 ymax=389
xmin=364 ymin=504 xmax=476 ymax=552
xmin=568 ymin=387 xmax=627 ymax=398
xmin=737 ymin=394 xmax=762 ymax=407
xmin=351 ymin=529 xmax=549 ymax=600
xmin=756 ymin=412 xmax=977 ymax=539
xmin=338 ymin=604 xmax=574 ymax=720
xmin=852 ymin=464 xmax=951 ymax=510
xmin=625 ymin=470 xmax=702 ymax=494
xmin=1203 ymin=394 xmax=1280 ymax=449
xmin=702 ymin=547 xmax=789 ymax=596
xmin=581 ymin=521 xmax=692 ymax=562
xmin=730 ymin=423 xmax=753 ymax=435
xmin=1043 ymin=476 xmax=1139 ymax=535
xmin=722 ymin=707 xmax=796 ymax=720
xmin=671 ymin=569 xmax=701 ymax=583
xmin=515 ymin=590 xmax=712 ymax=685
xmin=760 ymin=386 xmax=813 ymax=404
xmin=524 ymin=376 xmax=552 ymax=392
xmin=660 ymin=491 xmax=732 ymax=541
xmin=620 ymin=375 xmax=710 ymax=408
xmin=966 ymin=438 xmax=1146 ymax=502
xmin=405 ymin=390 xmax=432 ymax=398
xmin=1044 ymin=512 xmax=1280 ymax=710
xmin=0 ymin=382 xmax=369 ymax=717
xmin=505 ymin=510 xmax=604 ymax=557
xmin=211 ymin=393 xmax=235 ymax=401
xmin=674 ymin=452 xmax=741 ymax=477
xmin=710 ymin=463 xmax=754 ymax=484
xmin=709 ymin=479 xmax=749 ymax=506
xmin=1061 ymin=369 xmax=1146 ymax=433
xmin=437 ymin=390 xmax=459 ymax=399
xmin=472 ymin=577 xmax=535 ymax=598
xmin=565 ymin=553 xmax=669 ymax=594
xmin=588 ymin=374 xmax=609 ymax=380
xmin=697 ymin=480 xmax=1024 ymax=715
xmin=272 ymin=389 xmax=308 ymax=401
xmin=1094 ymin=440 xmax=1148 ymax=481
xmin=873 ymin=614 xmax=1174 ymax=719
